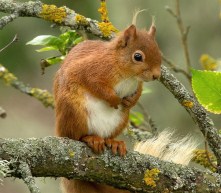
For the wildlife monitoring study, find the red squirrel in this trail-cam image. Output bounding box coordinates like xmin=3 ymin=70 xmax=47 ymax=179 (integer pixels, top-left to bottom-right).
xmin=54 ymin=24 xmax=161 ymax=193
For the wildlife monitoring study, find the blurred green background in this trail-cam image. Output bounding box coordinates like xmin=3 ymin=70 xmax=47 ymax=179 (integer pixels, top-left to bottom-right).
xmin=1 ymin=0 xmax=221 ymax=193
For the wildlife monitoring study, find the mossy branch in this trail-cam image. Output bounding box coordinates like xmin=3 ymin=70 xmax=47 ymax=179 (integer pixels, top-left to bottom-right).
xmin=1 ymin=137 xmax=221 ymax=193
xmin=160 ymin=65 xmax=221 ymax=171
xmin=0 ymin=64 xmax=54 ymax=108
xmin=0 ymin=0 xmax=116 ymax=39
xmin=18 ymin=162 xmax=41 ymax=193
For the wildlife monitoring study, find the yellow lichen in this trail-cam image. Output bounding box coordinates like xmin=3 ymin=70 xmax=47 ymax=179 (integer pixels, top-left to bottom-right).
xmin=97 ymin=1 xmax=118 ymax=37
xmin=182 ymin=100 xmax=194 ymax=108
xmin=192 ymin=149 xmax=217 ymax=172
xmin=98 ymin=1 xmax=109 ymax=22
xmin=98 ymin=22 xmax=118 ymax=37
xmin=0 ymin=65 xmax=17 ymax=85
xmin=30 ymin=88 xmax=54 ymax=108
xmin=69 ymin=150 xmax=75 ymax=157
xmin=144 ymin=168 xmax=160 ymax=187
xmin=200 ymin=54 xmax=218 ymax=71
xmin=39 ymin=4 xmax=67 ymax=23
xmin=75 ymin=14 xmax=89 ymax=25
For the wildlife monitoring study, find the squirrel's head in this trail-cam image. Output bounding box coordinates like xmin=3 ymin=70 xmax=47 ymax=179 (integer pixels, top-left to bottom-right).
xmin=114 ymin=24 xmax=162 ymax=82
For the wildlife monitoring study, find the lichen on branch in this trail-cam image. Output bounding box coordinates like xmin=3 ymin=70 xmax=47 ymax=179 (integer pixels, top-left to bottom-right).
xmin=1 ymin=137 xmax=221 ymax=192
xmin=0 ymin=0 xmax=116 ymax=39
xmin=97 ymin=0 xmax=118 ymax=37
xmin=39 ymin=4 xmax=67 ymax=23
xmin=0 ymin=64 xmax=54 ymax=108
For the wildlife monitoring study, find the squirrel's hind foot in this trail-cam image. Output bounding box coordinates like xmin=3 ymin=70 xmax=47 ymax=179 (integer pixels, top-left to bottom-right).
xmin=81 ymin=135 xmax=105 ymax=154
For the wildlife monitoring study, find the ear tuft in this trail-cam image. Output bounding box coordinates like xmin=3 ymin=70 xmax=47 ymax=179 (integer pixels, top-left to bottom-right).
xmin=148 ymin=24 xmax=156 ymax=37
xmin=119 ymin=25 xmax=137 ymax=47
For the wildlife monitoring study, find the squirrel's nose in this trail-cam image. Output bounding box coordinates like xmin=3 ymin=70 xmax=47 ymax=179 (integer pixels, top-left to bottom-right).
xmin=152 ymin=71 xmax=161 ymax=80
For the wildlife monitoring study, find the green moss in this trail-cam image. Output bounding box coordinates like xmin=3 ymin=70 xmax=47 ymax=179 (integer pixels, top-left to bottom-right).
xmin=39 ymin=4 xmax=67 ymax=23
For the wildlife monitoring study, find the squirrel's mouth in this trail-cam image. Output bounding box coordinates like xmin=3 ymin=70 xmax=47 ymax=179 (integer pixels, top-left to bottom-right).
xmin=137 ymin=72 xmax=156 ymax=82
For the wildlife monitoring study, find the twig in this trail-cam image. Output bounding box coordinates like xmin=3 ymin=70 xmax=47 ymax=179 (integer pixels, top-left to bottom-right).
xmin=18 ymin=162 xmax=40 ymax=193
xmin=165 ymin=0 xmax=191 ymax=74
xmin=175 ymin=0 xmax=191 ymax=71
xmin=0 ymin=160 xmax=11 ymax=184
xmin=160 ymin=65 xmax=221 ymax=173
xmin=204 ymin=138 xmax=217 ymax=171
xmin=0 ymin=106 xmax=6 ymax=118
xmin=0 ymin=34 xmax=18 ymax=53
xmin=0 ymin=13 xmax=19 ymax=30
xmin=136 ymin=102 xmax=158 ymax=133
xmin=162 ymin=55 xmax=191 ymax=81
xmin=0 ymin=64 xmax=54 ymax=108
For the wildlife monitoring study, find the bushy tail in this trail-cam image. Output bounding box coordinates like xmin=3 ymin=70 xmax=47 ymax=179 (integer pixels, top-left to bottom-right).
xmin=134 ymin=130 xmax=198 ymax=165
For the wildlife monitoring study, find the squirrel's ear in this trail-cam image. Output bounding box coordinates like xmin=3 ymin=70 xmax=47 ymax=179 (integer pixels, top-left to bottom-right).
xmin=117 ymin=25 xmax=137 ymax=47
xmin=148 ymin=24 xmax=156 ymax=38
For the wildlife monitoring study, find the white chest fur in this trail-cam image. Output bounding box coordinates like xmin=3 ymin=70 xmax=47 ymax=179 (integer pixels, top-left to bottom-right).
xmin=85 ymin=78 xmax=138 ymax=138
xmin=114 ymin=78 xmax=138 ymax=98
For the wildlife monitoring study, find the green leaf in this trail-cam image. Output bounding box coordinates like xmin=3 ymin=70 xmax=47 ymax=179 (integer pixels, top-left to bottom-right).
xmin=73 ymin=37 xmax=83 ymax=45
xmin=192 ymin=69 xmax=221 ymax=114
xmin=26 ymin=35 xmax=62 ymax=47
xmin=45 ymin=56 xmax=65 ymax=65
xmin=129 ymin=111 xmax=144 ymax=126
xmin=36 ymin=46 xmax=59 ymax=52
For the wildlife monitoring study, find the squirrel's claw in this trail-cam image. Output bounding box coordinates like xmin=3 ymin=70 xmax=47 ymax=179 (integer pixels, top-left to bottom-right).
xmin=81 ymin=135 xmax=105 ymax=154
xmin=105 ymin=139 xmax=127 ymax=156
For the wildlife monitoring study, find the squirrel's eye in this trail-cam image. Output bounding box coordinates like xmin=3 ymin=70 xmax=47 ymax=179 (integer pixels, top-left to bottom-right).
xmin=134 ymin=53 xmax=143 ymax=62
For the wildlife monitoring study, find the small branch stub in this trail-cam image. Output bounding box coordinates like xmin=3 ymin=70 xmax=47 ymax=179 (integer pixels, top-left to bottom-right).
xmin=18 ymin=162 xmax=40 ymax=193
xmin=0 ymin=106 xmax=6 ymax=118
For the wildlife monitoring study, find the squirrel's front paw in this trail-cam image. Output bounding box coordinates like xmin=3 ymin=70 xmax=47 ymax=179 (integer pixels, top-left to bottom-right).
xmin=81 ymin=135 xmax=105 ymax=154
xmin=121 ymin=92 xmax=137 ymax=108
xmin=109 ymin=96 xmax=121 ymax=109
xmin=105 ymin=139 xmax=127 ymax=156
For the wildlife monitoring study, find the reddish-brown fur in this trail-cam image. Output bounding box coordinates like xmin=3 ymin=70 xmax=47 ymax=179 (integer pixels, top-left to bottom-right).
xmin=54 ymin=24 xmax=161 ymax=193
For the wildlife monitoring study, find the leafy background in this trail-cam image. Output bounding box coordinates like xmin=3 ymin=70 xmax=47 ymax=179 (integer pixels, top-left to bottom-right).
xmin=0 ymin=0 xmax=221 ymax=192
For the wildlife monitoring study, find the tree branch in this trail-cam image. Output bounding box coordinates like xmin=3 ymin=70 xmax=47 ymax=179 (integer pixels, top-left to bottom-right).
xmin=0 ymin=34 xmax=18 ymax=53
xmin=160 ymin=65 xmax=221 ymax=171
xmin=162 ymin=55 xmax=191 ymax=82
xmin=0 ymin=13 xmax=19 ymax=30
xmin=0 ymin=0 xmax=115 ymax=39
xmin=18 ymin=162 xmax=41 ymax=193
xmin=165 ymin=0 xmax=191 ymax=74
xmin=0 ymin=64 xmax=54 ymax=108
xmin=1 ymin=137 xmax=221 ymax=193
